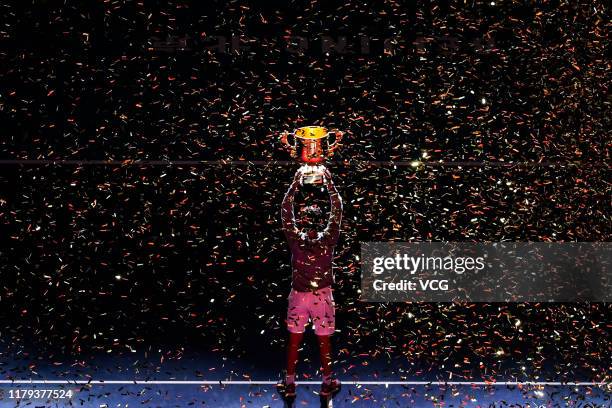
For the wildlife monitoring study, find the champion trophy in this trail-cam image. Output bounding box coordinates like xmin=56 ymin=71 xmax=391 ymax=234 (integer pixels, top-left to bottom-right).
xmin=280 ymin=126 xmax=343 ymax=184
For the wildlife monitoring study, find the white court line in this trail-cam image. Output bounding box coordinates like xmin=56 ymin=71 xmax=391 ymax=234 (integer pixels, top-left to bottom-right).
xmin=0 ymin=380 xmax=607 ymax=386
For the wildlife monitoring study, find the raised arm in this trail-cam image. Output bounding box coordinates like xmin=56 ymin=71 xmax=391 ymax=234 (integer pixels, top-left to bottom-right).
xmin=281 ymin=170 xmax=302 ymax=244
xmin=323 ymin=169 xmax=343 ymax=244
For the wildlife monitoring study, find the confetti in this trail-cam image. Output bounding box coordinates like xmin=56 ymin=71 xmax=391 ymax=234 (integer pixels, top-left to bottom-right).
xmin=0 ymin=1 xmax=609 ymax=406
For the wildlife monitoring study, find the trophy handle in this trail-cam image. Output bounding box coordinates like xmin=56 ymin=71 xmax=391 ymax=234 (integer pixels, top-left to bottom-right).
xmin=280 ymin=131 xmax=297 ymax=157
xmin=327 ymin=130 xmax=343 ymax=154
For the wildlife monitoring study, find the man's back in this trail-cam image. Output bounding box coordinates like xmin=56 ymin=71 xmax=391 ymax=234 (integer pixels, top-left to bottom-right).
xmin=287 ymin=230 xmax=339 ymax=291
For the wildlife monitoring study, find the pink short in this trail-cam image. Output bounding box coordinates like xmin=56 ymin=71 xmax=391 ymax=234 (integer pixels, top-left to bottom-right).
xmin=286 ymin=287 xmax=335 ymax=336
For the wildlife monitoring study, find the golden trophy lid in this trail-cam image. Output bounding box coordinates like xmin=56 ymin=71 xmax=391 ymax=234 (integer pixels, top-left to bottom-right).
xmin=294 ymin=126 xmax=328 ymax=140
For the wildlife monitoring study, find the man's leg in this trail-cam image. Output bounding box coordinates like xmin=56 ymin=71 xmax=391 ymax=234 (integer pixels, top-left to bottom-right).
xmin=312 ymin=288 xmax=340 ymax=397
xmin=318 ymin=333 xmax=341 ymax=397
xmin=285 ymin=289 xmax=308 ymax=387
xmin=286 ymin=331 xmax=304 ymax=384
xmin=317 ymin=334 xmax=332 ymax=384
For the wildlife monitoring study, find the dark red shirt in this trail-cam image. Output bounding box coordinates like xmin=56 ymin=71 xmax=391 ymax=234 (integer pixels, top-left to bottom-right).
xmin=281 ymin=180 xmax=342 ymax=292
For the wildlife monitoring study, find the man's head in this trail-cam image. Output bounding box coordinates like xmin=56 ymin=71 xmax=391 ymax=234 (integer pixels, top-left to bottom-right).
xmin=296 ymin=188 xmax=329 ymax=239
xmin=298 ymin=204 xmax=326 ymax=239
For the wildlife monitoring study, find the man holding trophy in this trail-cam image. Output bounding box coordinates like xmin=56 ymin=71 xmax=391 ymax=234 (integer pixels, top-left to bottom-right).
xmin=277 ymin=127 xmax=344 ymax=404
